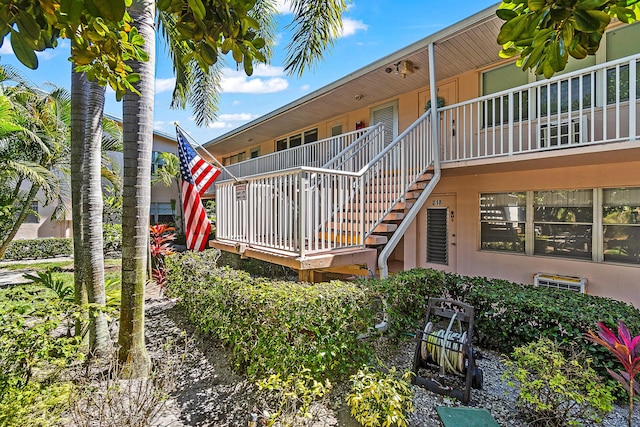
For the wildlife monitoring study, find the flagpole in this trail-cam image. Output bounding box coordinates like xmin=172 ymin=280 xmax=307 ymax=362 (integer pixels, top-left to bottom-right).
xmin=174 ymin=123 xmax=241 ymax=183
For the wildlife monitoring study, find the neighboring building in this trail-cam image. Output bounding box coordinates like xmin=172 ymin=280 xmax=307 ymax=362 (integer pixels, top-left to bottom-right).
xmin=204 ymin=4 xmax=640 ymax=308
xmin=13 ymin=129 xmax=179 ymax=239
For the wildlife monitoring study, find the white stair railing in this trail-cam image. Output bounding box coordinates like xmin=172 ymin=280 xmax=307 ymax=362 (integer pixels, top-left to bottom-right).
xmin=216 ymin=110 xmax=434 ymax=257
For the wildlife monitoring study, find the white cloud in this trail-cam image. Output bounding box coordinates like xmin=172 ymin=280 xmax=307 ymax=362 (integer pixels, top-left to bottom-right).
xmin=339 ymin=18 xmax=368 ymax=37
xmin=274 ymin=0 xmax=293 ymax=14
xmin=207 ymin=121 xmax=234 ymax=129
xmin=300 ymin=84 xmax=310 ymax=91
xmin=218 ymin=113 xmax=256 ymax=121
xmin=154 ymin=120 xmax=171 ymax=130
xmin=221 ymin=65 xmax=288 ymax=94
xmin=155 ymin=77 xmax=176 ymax=94
xmin=232 ymin=100 xmax=242 ymax=106
xmin=0 ymin=41 xmax=12 ymax=55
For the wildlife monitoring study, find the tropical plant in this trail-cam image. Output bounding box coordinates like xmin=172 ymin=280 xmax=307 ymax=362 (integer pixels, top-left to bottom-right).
xmin=257 ymin=369 xmax=331 ymax=426
xmin=0 ymin=68 xmax=69 ymax=259
xmin=149 ymin=223 xmax=175 ymax=295
xmin=584 ymin=321 xmax=640 ymax=427
xmin=496 ymin=0 xmax=640 ymax=78
xmin=346 ymin=364 xmax=415 ymax=427
xmin=503 ymin=338 xmax=615 ymax=427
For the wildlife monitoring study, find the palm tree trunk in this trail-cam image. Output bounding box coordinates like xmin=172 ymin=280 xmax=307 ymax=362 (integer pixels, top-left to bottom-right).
xmin=117 ymin=0 xmax=154 ymax=377
xmin=70 ymin=68 xmax=89 ymax=349
xmin=0 ymin=184 xmax=40 ymax=259
xmin=83 ymin=80 xmax=112 ymax=357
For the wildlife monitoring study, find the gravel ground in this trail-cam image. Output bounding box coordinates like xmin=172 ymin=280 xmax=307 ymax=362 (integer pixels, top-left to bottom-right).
xmin=145 ymin=297 xmax=638 ymax=427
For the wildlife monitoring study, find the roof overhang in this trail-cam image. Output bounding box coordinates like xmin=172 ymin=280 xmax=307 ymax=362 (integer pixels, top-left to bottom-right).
xmin=205 ymin=3 xmax=504 ymax=153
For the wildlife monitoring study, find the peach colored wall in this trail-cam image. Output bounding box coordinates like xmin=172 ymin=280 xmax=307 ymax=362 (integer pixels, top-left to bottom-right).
xmin=409 ymin=158 xmax=640 ymax=308
xmin=13 ymin=202 xmax=71 ymax=240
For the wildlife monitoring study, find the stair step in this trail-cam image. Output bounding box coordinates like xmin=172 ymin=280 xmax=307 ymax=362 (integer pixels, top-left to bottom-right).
xmin=373 ymin=223 xmax=397 ymax=233
xmin=325 ymin=222 xmax=397 ymax=233
xmin=346 ymin=202 xmax=414 ymax=211
xmin=318 ymin=232 xmax=388 ymax=245
xmin=336 ymin=212 xmax=405 ymax=221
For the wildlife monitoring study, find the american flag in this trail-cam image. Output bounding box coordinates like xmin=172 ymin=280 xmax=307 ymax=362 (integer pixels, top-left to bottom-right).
xmin=177 ymin=129 xmax=220 ymax=251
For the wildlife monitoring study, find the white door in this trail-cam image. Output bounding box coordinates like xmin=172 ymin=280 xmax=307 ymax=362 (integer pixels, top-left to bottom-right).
xmin=370 ymin=101 xmax=398 ymax=147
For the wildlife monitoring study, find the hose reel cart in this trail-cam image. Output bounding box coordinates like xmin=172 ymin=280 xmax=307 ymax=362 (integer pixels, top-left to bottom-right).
xmin=412 ymin=298 xmax=483 ymax=404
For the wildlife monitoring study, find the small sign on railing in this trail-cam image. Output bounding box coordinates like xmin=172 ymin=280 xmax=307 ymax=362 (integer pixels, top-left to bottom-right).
xmin=235 ymin=183 xmax=247 ymax=201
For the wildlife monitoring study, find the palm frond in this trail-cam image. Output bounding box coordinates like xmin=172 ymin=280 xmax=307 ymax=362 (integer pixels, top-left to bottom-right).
xmin=284 ymin=0 xmax=347 ymax=77
xmin=3 ymin=159 xmax=57 ymax=196
xmin=251 ymin=0 xmax=279 ymax=60
xmin=186 ymin=61 xmax=223 ymax=127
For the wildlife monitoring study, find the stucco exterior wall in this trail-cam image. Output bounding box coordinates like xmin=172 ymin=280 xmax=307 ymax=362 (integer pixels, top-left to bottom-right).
xmin=407 ymin=156 xmax=640 ymax=308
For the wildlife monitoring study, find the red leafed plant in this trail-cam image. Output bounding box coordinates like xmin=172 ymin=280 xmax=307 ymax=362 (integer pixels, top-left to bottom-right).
xmin=149 ymin=224 xmax=176 ymax=294
xmin=584 ymin=321 xmax=640 ymax=427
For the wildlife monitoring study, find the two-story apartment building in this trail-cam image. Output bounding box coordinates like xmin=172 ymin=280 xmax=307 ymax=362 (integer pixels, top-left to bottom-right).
xmin=203 ymin=4 xmax=640 ymax=308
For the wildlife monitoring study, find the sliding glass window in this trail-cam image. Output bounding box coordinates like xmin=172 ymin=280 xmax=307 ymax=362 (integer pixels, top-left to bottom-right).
xmin=533 ymin=190 xmax=593 ymax=259
xmin=479 ymin=192 xmax=526 ymax=253
xmin=603 ymin=188 xmax=640 ymax=264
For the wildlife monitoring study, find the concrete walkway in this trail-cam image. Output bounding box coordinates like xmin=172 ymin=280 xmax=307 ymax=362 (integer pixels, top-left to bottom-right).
xmin=0 ymin=256 xmax=163 ymax=299
xmin=0 ymin=257 xmax=74 ymax=288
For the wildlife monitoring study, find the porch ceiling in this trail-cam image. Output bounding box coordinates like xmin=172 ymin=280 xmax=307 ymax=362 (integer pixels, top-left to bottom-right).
xmin=205 ymin=5 xmax=503 ymax=154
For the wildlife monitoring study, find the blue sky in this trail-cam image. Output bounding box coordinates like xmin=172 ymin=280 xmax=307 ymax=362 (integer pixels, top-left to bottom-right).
xmin=0 ymin=1 xmax=498 ymax=145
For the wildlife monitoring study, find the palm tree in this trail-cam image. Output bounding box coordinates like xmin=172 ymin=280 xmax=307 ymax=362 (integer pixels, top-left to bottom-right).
xmin=117 ymin=0 xmax=347 ymax=377
xmin=0 ymin=68 xmax=69 ymax=259
xmin=118 ymin=0 xmax=155 ymax=377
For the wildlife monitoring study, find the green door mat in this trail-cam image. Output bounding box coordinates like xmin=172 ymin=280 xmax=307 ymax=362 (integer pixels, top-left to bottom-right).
xmin=436 ymin=406 xmax=500 ymax=427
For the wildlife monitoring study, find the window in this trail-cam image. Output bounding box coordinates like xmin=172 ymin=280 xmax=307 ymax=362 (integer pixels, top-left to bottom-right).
xmin=224 ymin=151 xmax=246 ymax=165
xmin=603 ymin=188 xmax=640 ymax=264
xmin=275 ymin=128 xmax=318 ymax=151
xmin=533 ymin=190 xmax=593 ymax=259
xmin=539 ymin=75 xmax=593 ymax=116
xmin=150 ymin=202 xmax=175 ymax=225
xmin=606 ymin=22 xmax=640 ymax=104
xmin=151 ymin=151 xmax=167 ymax=175
xmin=482 ymin=63 xmax=530 ymax=125
xmin=250 ymin=148 xmax=260 ymax=159
xmin=480 ymin=193 xmax=525 ymax=253
xmin=25 ymin=201 xmax=39 ymax=223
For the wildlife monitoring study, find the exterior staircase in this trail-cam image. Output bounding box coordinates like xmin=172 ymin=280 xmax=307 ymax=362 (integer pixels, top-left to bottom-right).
xmin=212 ymin=110 xmax=437 ymax=280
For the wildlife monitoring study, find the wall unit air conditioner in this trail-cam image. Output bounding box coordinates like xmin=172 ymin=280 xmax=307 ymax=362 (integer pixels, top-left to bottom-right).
xmin=533 ymin=273 xmax=587 ymax=293
xmin=539 ymin=116 xmax=587 ymax=148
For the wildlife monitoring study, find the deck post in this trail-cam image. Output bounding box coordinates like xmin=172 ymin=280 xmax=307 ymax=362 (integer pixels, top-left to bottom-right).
xmin=630 ymin=57 xmax=637 ymax=141
xmin=428 ymin=43 xmax=440 ymax=171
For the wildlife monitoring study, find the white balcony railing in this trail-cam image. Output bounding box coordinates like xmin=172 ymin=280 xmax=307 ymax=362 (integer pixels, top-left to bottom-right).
xmin=216 ymin=111 xmax=433 ymax=257
xmin=440 ymin=54 xmax=639 ymax=163
xmin=215 ymin=125 xmax=382 ymax=182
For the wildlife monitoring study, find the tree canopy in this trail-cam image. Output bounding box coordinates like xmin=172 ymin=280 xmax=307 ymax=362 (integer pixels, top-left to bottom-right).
xmin=497 ymin=0 xmax=640 ymax=78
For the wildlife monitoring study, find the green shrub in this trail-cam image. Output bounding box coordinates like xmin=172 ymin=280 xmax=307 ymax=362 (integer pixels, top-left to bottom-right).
xmin=165 ymin=250 xmax=374 ymax=381
xmin=359 ymin=268 xmax=447 ymax=336
xmin=103 ymin=223 xmax=122 ymax=258
xmin=2 ymin=238 xmax=72 ymax=260
xmin=257 ymin=369 xmax=331 ymax=426
xmin=217 ymin=251 xmax=297 ymax=278
xmin=503 ymin=338 xmax=615 ymax=426
xmin=346 ymin=364 xmax=414 ymax=427
xmin=0 ymin=284 xmax=82 ymax=426
xmin=460 ymin=275 xmax=640 ymax=385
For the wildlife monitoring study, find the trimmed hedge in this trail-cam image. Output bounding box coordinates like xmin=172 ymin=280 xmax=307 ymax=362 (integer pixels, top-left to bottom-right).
xmin=2 ymin=238 xmax=72 ymax=261
xmin=165 ymin=250 xmax=374 ymax=380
